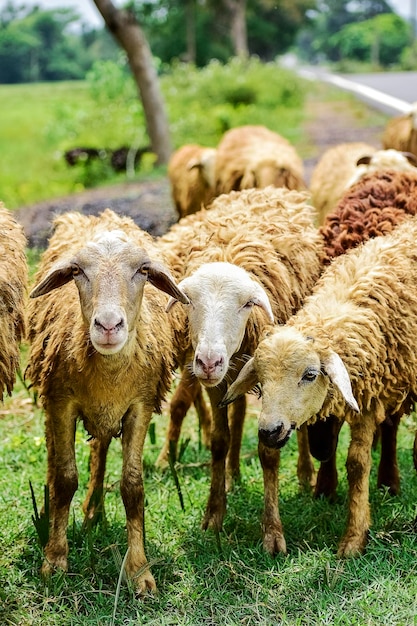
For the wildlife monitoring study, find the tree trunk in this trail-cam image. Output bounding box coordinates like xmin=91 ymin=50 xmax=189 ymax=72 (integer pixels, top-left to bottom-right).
xmin=185 ymin=0 xmax=197 ymax=64
xmin=93 ymin=0 xmax=172 ymax=165
xmin=223 ymin=0 xmax=248 ymax=58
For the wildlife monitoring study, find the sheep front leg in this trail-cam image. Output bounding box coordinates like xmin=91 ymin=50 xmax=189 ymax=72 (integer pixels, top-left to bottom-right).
xmin=337 ymin=418 xmax=374 ymax=557
xmin=83 ymin=437 xmax=111 ymax=523
xmin=121 ymin=405 xmax=156 ymax=595
xmin=42 ymin=408 xmax=78 ymax=576
xmin=226 ymin=394 xmax=246 ymax=492
xmin=258 ymin=440 xmax=286 ymax=554
xmin=202 ymin=382 xmax=229 ymax=532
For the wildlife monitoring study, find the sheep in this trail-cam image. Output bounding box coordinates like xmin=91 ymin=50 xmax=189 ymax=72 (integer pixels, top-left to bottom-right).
xmin=309 ymin=144 xmax=417 ymax=225
xmin=167 ymin=144 xmax=217 ymax=218
xmin=214 ymin=125 xmax=306 ymax=196
xmin=308 ymin=168 xmax=417 ymax=500
xmin=320 ymin=169 xmax=417 ymax=265
xmin=159 ymin=186 xmax=324 ymax=553
xmin=221 ymin=215 xmax=417 ymax=557
xmin=382 ymin=101 xmax=417 ymax=158
xmin=25 ymin=208 xmax=189 ymax=595
xmin=0 ymin=202 xmax=27 ymax=399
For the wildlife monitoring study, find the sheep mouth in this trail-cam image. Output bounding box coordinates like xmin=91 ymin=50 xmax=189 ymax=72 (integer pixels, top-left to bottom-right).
xmin=93 ymin=339 xmax=126 ymax=355
xmin=258 ymin=422 xmax=295 ymax=448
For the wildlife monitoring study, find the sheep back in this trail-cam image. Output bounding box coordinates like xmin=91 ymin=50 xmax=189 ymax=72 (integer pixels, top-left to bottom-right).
xmin=214 ymin=125 xmax=306 ymax=195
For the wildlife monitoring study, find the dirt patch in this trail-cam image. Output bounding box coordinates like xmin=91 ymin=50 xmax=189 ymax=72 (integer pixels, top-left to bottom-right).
xmin=15 ymin=93 xmax=387 ymax=248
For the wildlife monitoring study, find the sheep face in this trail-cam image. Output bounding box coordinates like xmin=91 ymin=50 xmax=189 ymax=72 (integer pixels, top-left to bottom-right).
xmin=221 ymin=326 xmax=358 ymax=447
xmin=172 ymin=262 xmax=273 ymax=387
xmin=31 ymin=231 xmax=188 ymax=356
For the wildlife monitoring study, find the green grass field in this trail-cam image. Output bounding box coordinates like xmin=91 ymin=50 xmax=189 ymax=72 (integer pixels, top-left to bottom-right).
xmin=1 ymin=361 xmax=417 ymax=625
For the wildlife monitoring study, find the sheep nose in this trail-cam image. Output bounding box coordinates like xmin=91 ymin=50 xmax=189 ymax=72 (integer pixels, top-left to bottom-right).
xmin=195 ymin=354 xmax=224 ymax=375
xmin=94 ymin=314 xmax=124 ymax=333
xmin=258 ymin=423 xmax=294 ymax=449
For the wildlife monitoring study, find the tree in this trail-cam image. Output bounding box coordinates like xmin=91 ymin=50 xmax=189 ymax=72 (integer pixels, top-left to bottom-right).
xmin=93 ymin=0 xmax=172 ymax=165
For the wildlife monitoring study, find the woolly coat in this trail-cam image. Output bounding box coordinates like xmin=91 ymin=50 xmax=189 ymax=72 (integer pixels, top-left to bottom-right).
xmin=214 ymin=125 xmax=306 ymax=195
xmin=382 ymin=106 xmax=417 ymax=158
xmin=320 ymin=169 xmax=417 ymax=264
xmin=0 ymin=203 xmax=27 ymax=398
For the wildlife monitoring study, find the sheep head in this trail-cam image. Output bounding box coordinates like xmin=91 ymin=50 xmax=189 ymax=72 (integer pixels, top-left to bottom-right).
xmin=30 ymin=230 xmax=188 ymax=356
xmin=167 ymin=262 xmax=273 ymax=387
xmin=220 ymin=325 xmax=359 ymax=447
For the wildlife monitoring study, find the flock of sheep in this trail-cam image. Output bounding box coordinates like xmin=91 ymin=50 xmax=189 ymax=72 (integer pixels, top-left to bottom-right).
xmin=2 ymin=102 xmax=417 ymax=596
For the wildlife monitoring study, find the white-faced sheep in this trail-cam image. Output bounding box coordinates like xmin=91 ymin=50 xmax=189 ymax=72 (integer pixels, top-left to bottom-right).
xmin=0 ymin=202 xmax=27 ymax=398
xmin=168 ymin=144 xmax=217 ymax=218
xmin=382 ymin=101 xmax=417 ymax=158
xmin=214 ymin=125 xmax=306 ymax=195
xmin=160 ymin=186 xmax=324 ymax=554
xmin=25 ymin=208 xmax=189 ymax=595
xmin=309 ymin=144 xmax=417 ymax=225
xmin=221 ymin=215 xmax=417 ymax=557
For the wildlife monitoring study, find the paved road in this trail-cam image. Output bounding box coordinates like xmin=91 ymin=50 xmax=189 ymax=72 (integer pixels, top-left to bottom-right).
xmin=298 ymin=67 xmax=417 ymax=116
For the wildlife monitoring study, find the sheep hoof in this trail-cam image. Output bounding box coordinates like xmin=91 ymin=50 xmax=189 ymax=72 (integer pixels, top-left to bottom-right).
xmin=41 ymin=555 xmax=68 ymax=578
xmin=201 ymin=508 xmax=225 ymax=532
xmin=134 ymin=572 xmax=158 ymax=597
xmin=337 ymin=532 xmax=368 ymax=558
xmin=262 ymin=525 xmax=287 ymax=556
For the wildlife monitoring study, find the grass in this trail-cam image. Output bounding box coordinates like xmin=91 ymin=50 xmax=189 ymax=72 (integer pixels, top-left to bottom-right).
xmin=1 ymin=359 xmax=417 ymax=625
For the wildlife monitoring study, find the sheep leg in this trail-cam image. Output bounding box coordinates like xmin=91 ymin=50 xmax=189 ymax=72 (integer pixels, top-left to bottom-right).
xmin=82 ymin=437 xmax=111 ymax=523
xmin=296 ymin=424 xmax=316 ymax=490
xmin=120 ymin=404 xmax=156 ymax=595
xmin=226 ymin=395 xmax=246 ymax=492
xmin=377 ymin=412 xmax=401 ymax=495
xmin=41 ymin=408 xmax=78 ymax=576
xmin=155 ymin=369 xmax=211 ymax=468
xmin=337 ymin=418 xmax=374 ymax=557
xmin=202 ymin=382 xmax=229 ymax=532
xmin=258 ymin=440 xmax=286 ymax=555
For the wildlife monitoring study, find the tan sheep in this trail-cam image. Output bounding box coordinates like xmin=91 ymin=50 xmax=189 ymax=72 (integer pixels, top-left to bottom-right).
xmin=214 ymin=125 xmax=306 ymax=195
xmin=25 ymin=208 xmax=188 ymax=595
xmin=159 ymin=187 xmax=324 ymax=554
xmin=382 ymin=102 xmax=417 ymax=158
xmin=309 ymin=142 xmax=376 ymax=224
xmin=0 ymin=202 xmax=27 ymax=398
xmin=168 ymin=144 xmax=217 ymax=218
xmin=222 ymin=215 xmax=417 ymax=557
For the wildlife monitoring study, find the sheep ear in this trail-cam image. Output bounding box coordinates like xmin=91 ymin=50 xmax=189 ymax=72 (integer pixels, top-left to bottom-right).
xmin=251 ymin=283 xmax=274 ymax=322
xmin=218 ymin=357 xmax=259 ymax=407
xmin=323 ymin=351 xmax=359 ymax=412
xmin=356 ymin=155 xmax=372 ymax=166
xmin=146 ymin=262 xmax=189 ymax=305
xmin=30 ymin=261 xmax=74 ymax=298
xmin=401 ymin=151 xmax=417 ymax=166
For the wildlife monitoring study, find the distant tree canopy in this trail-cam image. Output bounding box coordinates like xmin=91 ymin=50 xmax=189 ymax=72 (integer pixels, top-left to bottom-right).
xmin=298 ymin=0 xmax=411 ymax=65
xmin=0 ymin=0 xmax=412 ymax=83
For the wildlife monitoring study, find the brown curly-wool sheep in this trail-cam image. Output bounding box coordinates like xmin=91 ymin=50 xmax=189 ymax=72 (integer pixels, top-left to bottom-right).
xmin=214 ymin=125 xmax=306 ymax=195
xmin=26 ymin=208 xmax=188 ymax=595
xmin=0 ymin=202 xmax=27 ymax=398
xmin=168 ymin=143 xmax=217 ymax=218
xmin=158 ymin=187 xmax=324 ymax=554
xmin=222 ymin=215 xmax=417 ymax=557
xmin=320 ymin=169 xmax=417 ymax=263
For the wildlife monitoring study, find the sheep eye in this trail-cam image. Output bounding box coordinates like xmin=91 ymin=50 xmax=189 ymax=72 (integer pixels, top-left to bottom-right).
xmin=241 ymin=300 xmax=254 ymax=310
xmin=136 ymin=263 xmax=150 ymax=277
xmin=301 ymin=368 xmax=319 ymax=384
xmin=71 ymin=265 xmax=83 ymax=277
